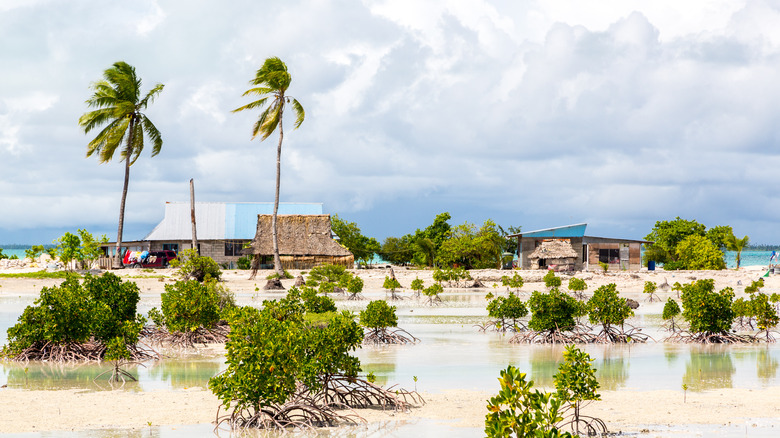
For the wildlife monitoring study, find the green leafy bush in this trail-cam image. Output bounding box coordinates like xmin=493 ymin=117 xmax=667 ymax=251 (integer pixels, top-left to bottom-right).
xmin=485 ymin=366 xmax=574 ymax=438
xmin=486 ymin=292 xmax=528 ymax=330
xmin=553 ymin=345 xmax=604 ymax=435
xmin=662 ymin=298 xmax=681 ymax=331
xmin=587 ymin=283 xmax=633 ymax=331
xmin=383 ymin=276 xmax=402 ymax=292
xmin=300 ymin=286 xmax=337 ymax=314
xmin=500 ymin=273 xmax=524 ymax=291
xmin=306 ymin=263 xmax=349 ymax=287
xmin=567 ymin=278 xmax=587 ymax=297
xmin=544 ymin=270 xmax=562 ymax=289
xmin=154 ymin=279 xmax=222 ymax=333
xmin=360 ymin=300 xmax=398 ymax=329
xmin=3 ymin=273 xmax=144 ymax=361
xmin=266 ymin=270 xmax=294 ymax=280
xmin=680 ymin=279 xmax=734 ymax=335
xmin=528 ymin=290 xmax=580 ymax=333
xmin=236 ymin=256 xmax=252 ymax=270
xmin=173 ymin=249 xmax=222 ymax=282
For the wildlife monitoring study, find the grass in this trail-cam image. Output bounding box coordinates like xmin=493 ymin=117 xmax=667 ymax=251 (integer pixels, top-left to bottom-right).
xmin=0 ymin=270 xmax=78 ymax=279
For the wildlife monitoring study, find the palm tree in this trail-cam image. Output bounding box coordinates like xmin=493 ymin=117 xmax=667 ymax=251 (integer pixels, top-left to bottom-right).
xmin=726 ymin=234 xmax=750 ymax=269
xmin=233 ymin=57 xmax=305 ymax=277
xmin=79 ymin=62 xmax=164 ymax=268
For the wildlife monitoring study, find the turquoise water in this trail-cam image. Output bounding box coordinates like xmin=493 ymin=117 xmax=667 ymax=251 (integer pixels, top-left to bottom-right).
xmin=0 ymin=248 xmax=27 ymax=259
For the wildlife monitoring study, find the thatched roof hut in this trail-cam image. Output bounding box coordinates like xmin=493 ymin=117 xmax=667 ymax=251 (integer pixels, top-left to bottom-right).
xmin=244 ymin=214 xmax=354 ymax=269
xmin=528 ymin=239 xmax=578 ymax=270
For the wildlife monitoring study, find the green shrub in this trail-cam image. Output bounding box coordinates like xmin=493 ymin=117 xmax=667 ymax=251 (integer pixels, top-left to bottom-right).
xmin=680 ymin=279 xmax=734 ymax=335
xmin=587 ymin=283 xmax=633 ymax=331
xmin=173 ymin=249 xmax=222 ymax=282
xmin=153 ymin=279 xmax=222 ymax=333
xmin=662 ymin=298 xmax=681 ymax=329
xmin=382 ymin=276 xmax=402 ymax=292
xmin=500 ymin=273 xmax=524 ymax=291
xmin=307 ymin=263 xmax=349 ymax=287
xmin=485 ymin=366 xmax=574 ymax=438
xmin=487 ymin=292 xmax=527 ymax=330
xmin=300 ymin=286 xmax=337 ymax=314
xmin=544 ymin=270 xmax=562 ymax=289
xmin=567 ymin=278 xmax=587 ymax=296
xmin=266 ymin=270 xmax=294 ymax=280
xmin=528 ymin=290 xmax=580 ymax=332
xmin=3 ymin=273 xmax=143 ymax=360
xmin=410 ymin=277 xmax=425 ymax=294
xmin=359 ymin=300 xmax=398 ymax=329
xmin=209 ymin=303 xmax=363 ymax=423
xmin=553 ymin=345 xmax=602 ymax=435
xmin=236 ymin=256 xmax=252 ymax=270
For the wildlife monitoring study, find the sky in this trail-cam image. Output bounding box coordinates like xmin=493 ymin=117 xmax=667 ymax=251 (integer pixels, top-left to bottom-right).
xmin=2 ymin=0 xmax=780 ymax=245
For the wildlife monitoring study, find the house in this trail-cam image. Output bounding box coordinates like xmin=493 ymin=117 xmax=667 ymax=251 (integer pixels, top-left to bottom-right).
xmin=103 ymin=202 xmax=324 ymax=266
xmin=243 ymin=214 xmax=354 ymax=270
xmin=509 ymin=224 xmax=651 ymax=271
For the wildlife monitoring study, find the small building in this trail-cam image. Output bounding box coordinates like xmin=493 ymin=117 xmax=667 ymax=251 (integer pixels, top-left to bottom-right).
xmin=103 ymin=202 xmax=324 ymax=267
xmin=243 ymin=214 xmax=354 ymax=270
xmin=509 ymin=224 xmax=651 ymax=271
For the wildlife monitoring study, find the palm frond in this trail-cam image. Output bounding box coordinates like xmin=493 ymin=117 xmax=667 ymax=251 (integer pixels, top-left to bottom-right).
xmin=142 ymin=116 xmax=163 ymax=157
xmin=233 ymin=96 xmax=270 ymax=113
xmin=291 ymin=98 xmax=305 ymax=129
xmin=241 ymin=86 xmax=275 ymax=97
xmin=258 ymin=105 xmax=281 ymax=140
xmin=86 ymin=117 xmax=129 ymax=162
xmin=138 ymin=83 xmax=164 ymax=109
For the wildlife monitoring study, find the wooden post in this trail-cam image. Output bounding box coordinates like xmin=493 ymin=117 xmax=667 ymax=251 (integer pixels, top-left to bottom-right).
xmin=190 ymin=178 xmax=198 ymax=254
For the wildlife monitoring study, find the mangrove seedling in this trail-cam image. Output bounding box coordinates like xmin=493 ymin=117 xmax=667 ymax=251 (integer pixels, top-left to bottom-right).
xmin=662 ymin=298 xmax=681 ymax=333
xmin=360 ymin=300 xmax=418 ymax=344
xmin=544 ymin=270 xmax=562 ymax=289
xmin=567 ymin=277 xmax=588 ymax=300
xmin=553 ymin=345 xmax=607 ymax=436
xmin=410 ymin=277 xmax=425 ymax=298
xmin=383 ymin=276 xmax=403 ymax=300
xmin=643 ymin=281 xmax=659 ymax=302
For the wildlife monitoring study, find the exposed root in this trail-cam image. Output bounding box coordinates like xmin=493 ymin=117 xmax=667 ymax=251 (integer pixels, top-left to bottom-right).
xmin=363 ymin=327 xmax=419 ymax=345
xmin=475 ymin=320 xmax=527 ymax=333
xmin=664 ymin=330 xmax=759 ymax=344
xmin=7 ymin=340 xmax=158 ymax=363
xmin=590 ymin=324 xmax=651 ymax=344
xmin=315 ymin=375 xmax=425 ymax=411
xmin=423 ymin=295 xmax=442 ymax=306
xmin=143 ymin=323 xmax=230 ymax=348
xmin=509 ymin=324 xmax=593 ymax=344
xmin=94 ymin=360 xmax=147 ymax=388
xmin=385 ymin=290 xmax=404 ymax=301
xmin=560 ymin=414 xmax=609 ymax=437
xmin=215 ymin=376 xmax=424 ymax=431
xmin=347 ymin=292 xmax=365 ymax=301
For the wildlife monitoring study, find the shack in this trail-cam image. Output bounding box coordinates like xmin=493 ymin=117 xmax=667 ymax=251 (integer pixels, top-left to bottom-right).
xmin=509 ymin=224 xmax=651 ymax=271
xmin=243 ymin=214 xmax=354 ymax=270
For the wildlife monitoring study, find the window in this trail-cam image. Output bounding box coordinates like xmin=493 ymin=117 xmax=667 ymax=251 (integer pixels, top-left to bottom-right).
xmin=598 ymin=248 xmax=620 ymax=264
xmin=225 ymin=240 xmax=247 ymax=257
xmin=162 ymin=243 xmax=179 ymax=254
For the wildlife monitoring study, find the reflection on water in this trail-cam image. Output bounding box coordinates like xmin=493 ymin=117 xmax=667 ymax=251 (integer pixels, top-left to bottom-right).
xmin=528 ymin=346 xmax=563 ymax=387
xmin=146 ymin=358 xmax=222 ymax=389
xmin=683 ymin=346 xmax=735 ymax=391
xmin=3 ymin=361 xmax=142 ymax=391
xmin=597 ymin=350 xmax=628 ymax=391
xmin=756 ymin=348 xmax=778 ymax=384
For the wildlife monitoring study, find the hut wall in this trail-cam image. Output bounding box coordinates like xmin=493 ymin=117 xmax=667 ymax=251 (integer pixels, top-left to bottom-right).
xmin=148 ymin=239 xmax=250 ymax=266
xmin=585 ymin=241 xmax=642 ymax=271
xmin=519 ymin=237 xmax=583 ymax=270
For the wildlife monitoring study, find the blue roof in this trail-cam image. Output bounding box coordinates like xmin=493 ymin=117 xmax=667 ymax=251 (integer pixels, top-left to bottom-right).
xmin=521 ymin=223 xmax=587 ymax=238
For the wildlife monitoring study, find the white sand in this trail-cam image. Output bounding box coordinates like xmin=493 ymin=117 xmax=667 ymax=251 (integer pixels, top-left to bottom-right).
xmin=1 ymin=266 xmax=779 ymax=434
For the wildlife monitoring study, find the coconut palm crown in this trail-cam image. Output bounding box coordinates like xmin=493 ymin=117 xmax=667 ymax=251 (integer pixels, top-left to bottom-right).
xmin=233 ymin=57 xmax=305 ymax=277
xmin=78 ymin=61 xmax=164 ymax=267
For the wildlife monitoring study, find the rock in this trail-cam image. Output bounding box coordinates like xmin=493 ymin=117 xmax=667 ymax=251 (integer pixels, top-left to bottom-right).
xmin=626 ymin=298 xmax=640 ymax=309
xmin=263 ymin=278 xmax=285 ymax=290
xmin=294 ymin=275 xmax=305 ymax=286
xmin=469 ymin=278 xmax=487 ymax=288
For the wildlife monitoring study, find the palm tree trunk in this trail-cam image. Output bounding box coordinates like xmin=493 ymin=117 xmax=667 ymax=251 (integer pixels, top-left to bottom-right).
xmin=114 ymin=125 xmax=133 ymax=269
xmin=272 ymin=112 xmax=284 ymax=277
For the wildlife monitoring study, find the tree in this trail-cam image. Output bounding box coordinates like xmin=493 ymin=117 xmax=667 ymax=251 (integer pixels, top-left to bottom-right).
xmin=662 ymin=298 xmax=681 ymax=332
xmin=359 ymin=300 xmax=417 ymax=344
xmin=587 ymin=283 xmax=636 ymax=342
xmin=725 ymin=234 xmax=750 ymax=269
xmin=331 ymin=214 xmax=380 ymax=267
xmin=553 ymin=345 xmax=604 ymax=436
xmin=79 ymin=61 xmax=164 ymax=268
xmin=485 ymin=366 xmax=574 ymax=438
xmin=680 ymin=279 xmax=737 ymax=342
xmin=486 ymin=292 xmax=528 ymax=331
xmin=706 ymin=225 xmax=734 ymax=251
xmin=436 ymin=220 xmax=505 ymax=269
xmin=674 ymin=234 xmax=726 ymax=270
xmin=233 ymin=57 xmax=305 ymax=276
xmin=379 ymin=236 xmax=413 ymax=265
xmin=643 ymin=217 xmax=706 ymax=266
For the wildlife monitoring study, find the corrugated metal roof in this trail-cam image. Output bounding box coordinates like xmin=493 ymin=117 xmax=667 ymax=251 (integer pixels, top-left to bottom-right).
xmin=143 ymin=202 xmax=323 ymax=241
xmin=513 ymin=223 xmax=588 ymax=238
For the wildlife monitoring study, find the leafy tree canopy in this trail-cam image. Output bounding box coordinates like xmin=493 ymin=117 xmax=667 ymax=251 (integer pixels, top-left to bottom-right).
xmin=674 ymin=234 xmax=726 ymax=270
xmin=436 ymin=219 xmax=505 ymax=269
xmin=680 ymin=279 xmax=734 ymax=334
xmin=331 ymin=215 xmax=380 ymax=266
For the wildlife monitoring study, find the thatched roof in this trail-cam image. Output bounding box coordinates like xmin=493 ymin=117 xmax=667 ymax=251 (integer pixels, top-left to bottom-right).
xmin=528 ymin=239 xmax=578 ymax=260
xmin=244 ymin=214 xmax=353 ymax=257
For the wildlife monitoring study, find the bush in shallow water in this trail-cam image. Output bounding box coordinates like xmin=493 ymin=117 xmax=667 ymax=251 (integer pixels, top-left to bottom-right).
xmin=527 ymin=289 xmax=580 ymax=333
xmin=3 ymin=273 xmax=145 ymax=361
xmin=152 ymin=279 xmax=222 ymax=333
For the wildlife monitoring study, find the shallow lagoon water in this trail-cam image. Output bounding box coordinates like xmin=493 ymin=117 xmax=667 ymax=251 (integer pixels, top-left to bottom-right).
xmin=2 ymin=289 xmax=780 ymax=436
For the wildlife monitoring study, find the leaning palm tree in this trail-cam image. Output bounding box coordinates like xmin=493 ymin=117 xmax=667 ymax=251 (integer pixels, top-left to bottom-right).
xmin=233 ymin=57 xmax=305 ymax=277
xmin=726 ymin=234 xmax=750 ymax=269
xmin=79 ymin=62 xmax=164 ymax=268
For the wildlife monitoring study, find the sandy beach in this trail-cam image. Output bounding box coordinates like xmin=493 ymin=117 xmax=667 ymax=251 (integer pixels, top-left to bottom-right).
xmin=1 ymin=265 xmax=778 ymax=435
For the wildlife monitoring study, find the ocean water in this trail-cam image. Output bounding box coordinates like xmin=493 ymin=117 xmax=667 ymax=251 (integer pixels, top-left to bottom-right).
xmin=0 ymin=248 xmax=28 ymax=259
